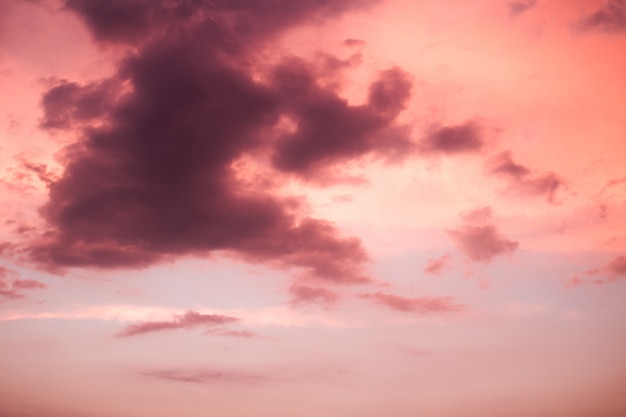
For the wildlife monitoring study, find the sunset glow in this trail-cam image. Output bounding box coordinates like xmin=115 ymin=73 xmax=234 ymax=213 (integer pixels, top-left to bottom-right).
xmin=1 ymin=1 xmax=626 ymax=416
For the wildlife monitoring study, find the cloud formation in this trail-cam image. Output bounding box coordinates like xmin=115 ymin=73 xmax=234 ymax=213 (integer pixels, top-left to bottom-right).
xmin=359 ymin=292 xmax=463 ymax=314
xmin=0 ymin=266 xmax=46 ymax=300
xmin=117 ymin=310 xmax=239 ymax=337
xmin=24 ymin=0 xmax=415 ymax=283
xmin=486 ymin=151 xmax=563 ymax=202
xmin=418 ymin=121 xmax=484 ymax=155
xmin=447 ymin=208 xmax=518 ymax=263
xmin=508 ymin=0 xmax=537 ymax=17
xmin=288 ymin=284 xmax=340 ymax=307
xmin=141 ymin=369 xmax=263 ymax=384
xmin=576 ymin=0 xmax=626 ymax=33
xmin=423 ymin=254 xmax=451 ymax=275
xmin=568 ymin=255 xmax=626 ymax=287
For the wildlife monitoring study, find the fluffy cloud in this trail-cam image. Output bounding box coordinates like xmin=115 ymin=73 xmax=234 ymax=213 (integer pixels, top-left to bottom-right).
xmin=447 ymin=207 xmax=518 ymax=263
xmin=25 ymin=0 xmax=415 ymax=283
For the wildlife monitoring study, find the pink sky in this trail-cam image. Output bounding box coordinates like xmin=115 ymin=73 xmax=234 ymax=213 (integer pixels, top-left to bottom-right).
xmin=1 ymin=0 xmax=626 ymax=416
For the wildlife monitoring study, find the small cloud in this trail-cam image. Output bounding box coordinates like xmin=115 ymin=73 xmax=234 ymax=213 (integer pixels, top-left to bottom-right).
xmin=447 ymin=224 xmax=518 ymax=263
xmin=359 ymin=292 xmax=464 ymax=314
xmin=418 ymin=121 xmax=485 ymax=155
xmin=343 ymin=38 xmax=366 ymax=47
xmin=208 ymin=329 xmax=259 ymax=339
xmin=575 ymin=0 xmax=626 ymax=34
xmin=461 ymin=206 xmax=493 ymax=225
xmin=568 ymin=255 xmax=626 ymax=287
xmin=486 ymin=151 xmax=563 ymax=202
xmin=423 ymin=254 xmax=451 ymax=275
xmin=288 ymin=284 xmax=340 ymax=307
xmin=0 ymin=267 xmax=46 ymax=300
xmin=607 ymin=255 xmax=626 ymax=279
xmin=141 ymin=369 xmax=264 ymax=384
xmin=11 ymin=279 xmax=47 ymax=290
xmin=508 ymin=0 xmax=537 ymax=17
xmin=117 ymin=310 xmax=239 ymax=337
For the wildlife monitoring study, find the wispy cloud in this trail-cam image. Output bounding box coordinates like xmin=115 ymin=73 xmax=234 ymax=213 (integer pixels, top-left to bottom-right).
xmin=140 ymin=369 xmax=265 ymax=384
xmin=486 ymin=151 xmax=563 ymax=203
xmin=568 ymin=255 xmax=626 ymax=287
xmin=359 ymin=292 xmax=464 ymax=314
xmin=117 ymin=310 xmax=239 ymax=337
xmin=0 ymin=304 xmax=348 ymax=328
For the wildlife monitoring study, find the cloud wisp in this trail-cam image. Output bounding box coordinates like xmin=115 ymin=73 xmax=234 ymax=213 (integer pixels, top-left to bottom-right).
xmin=359 ymin=292 xmax=464 ymax=314
xmin=486 ymin=151 xmax=563 ymax=202
xmin=423 ymin=254 xmax=452 ymax=275
xmin=117 ymin=310 xmax=239 ymax=337
xmin=0 ymin=266 xmax=46 ymax=300
xmin=568 ymin=255 xmax=626 ymax=287
xmin=576 ymin=0 xmax=626 ymax=34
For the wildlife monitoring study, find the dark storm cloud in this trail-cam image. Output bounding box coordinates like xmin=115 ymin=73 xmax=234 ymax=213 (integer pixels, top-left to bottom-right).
xmin=486 ymin=151 xmax=563 ymax=202
xmin=576 ymin=0 xmax=626 ymax=33
xmin=28 ymin=0 xmax=412 ymax=282
xmin=417 ymin=121 xmax=485 ymax=155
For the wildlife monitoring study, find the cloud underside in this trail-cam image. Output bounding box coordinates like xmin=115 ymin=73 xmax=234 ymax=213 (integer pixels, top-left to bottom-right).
xmin=26 ymin=0 xmax=418 ymax=283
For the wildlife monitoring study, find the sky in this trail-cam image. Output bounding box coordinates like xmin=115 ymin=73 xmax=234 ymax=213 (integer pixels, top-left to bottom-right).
xmin=1 ymin=0 xmax=626 ymax=416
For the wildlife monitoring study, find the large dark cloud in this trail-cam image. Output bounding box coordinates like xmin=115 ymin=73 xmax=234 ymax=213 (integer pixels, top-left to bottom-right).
xmin=576 ymin=0 xmax=626 ymax=34
xmin=63 ymin=0 xmax=378 ymax=46
xmin=486 ymin=151 xmax=563 ymax=202
xmin=27 ymin=0 xmax=413 ymax=282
